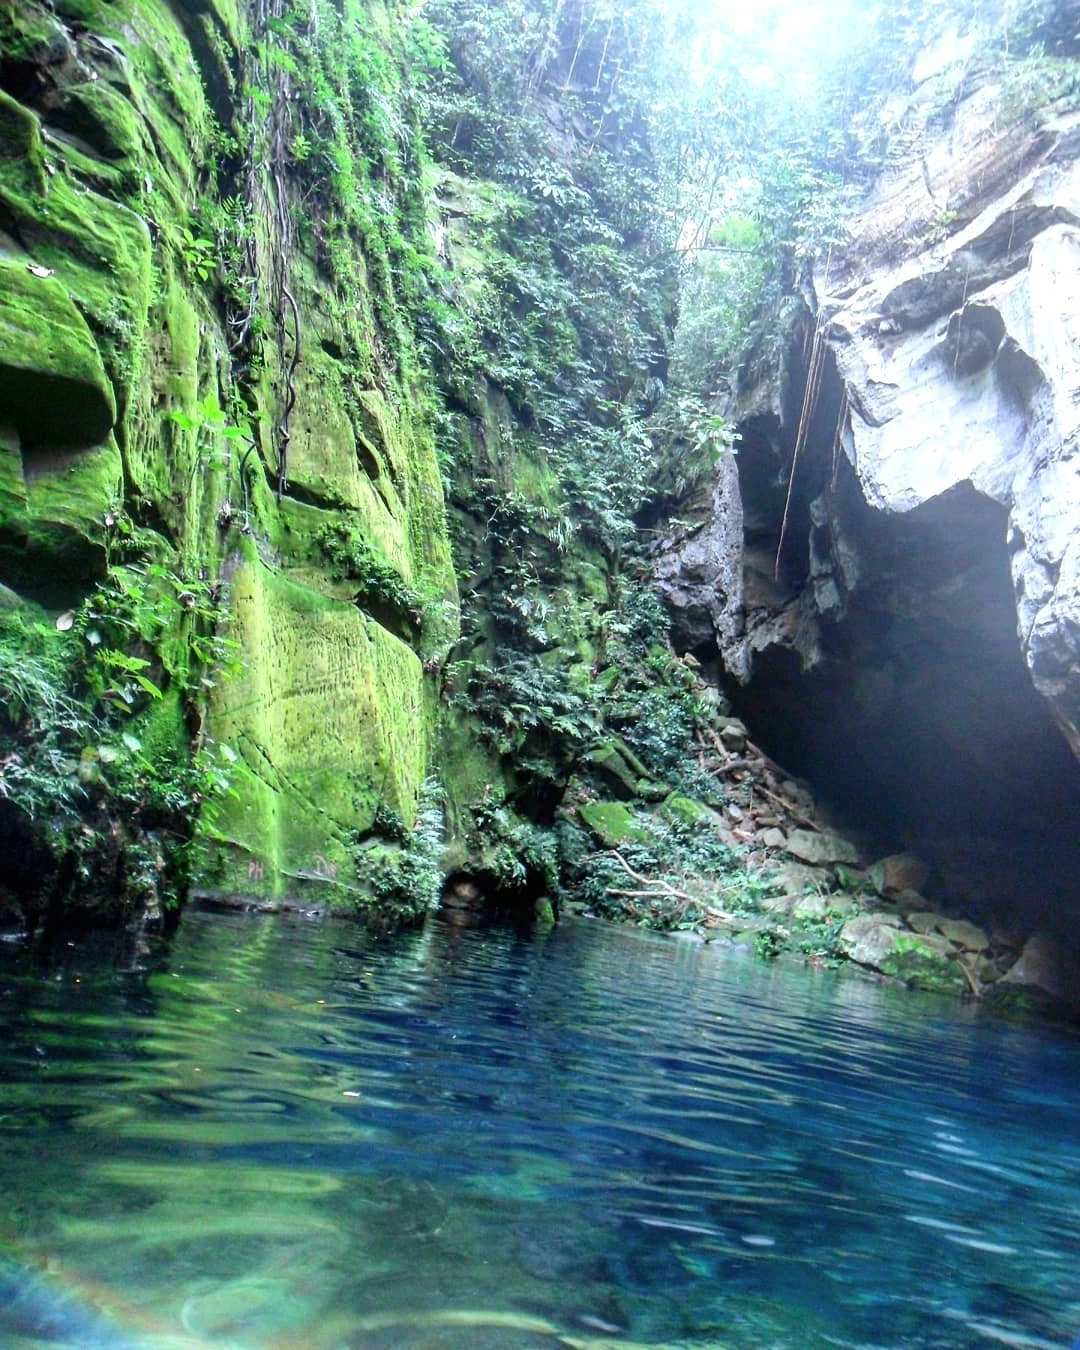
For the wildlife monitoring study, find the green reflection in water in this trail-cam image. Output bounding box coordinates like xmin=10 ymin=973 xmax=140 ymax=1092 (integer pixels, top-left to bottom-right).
xmin=0 ymin=909 xmax=1078 ymax=1349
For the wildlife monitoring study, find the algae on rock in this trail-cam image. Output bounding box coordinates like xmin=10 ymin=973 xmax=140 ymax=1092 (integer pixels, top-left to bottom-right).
xmin=0 ymin=0 xmax=458 ymax=926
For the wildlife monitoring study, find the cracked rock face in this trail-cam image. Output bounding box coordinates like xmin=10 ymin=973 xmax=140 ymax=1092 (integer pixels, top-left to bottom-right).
xmin=654 ymin=45 xmax=1080 ymax=924
xmin=651 ymin=451 xmax=745 ymax=671
xmin=817 ymin=89 xmax=1080 ymax=755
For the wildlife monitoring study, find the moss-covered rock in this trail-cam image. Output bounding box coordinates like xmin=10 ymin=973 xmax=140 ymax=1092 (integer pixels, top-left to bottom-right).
xmin=579 ymin=800 xmax=648 ymax=848
xmin=878 ymin=933 xmax=967 ymax=995
xmin=584 ymin=740 xmax=644 ymax=800
xmin=201 ymin=552 xmax=431 ymax=898
xmin=0 ymin=0 xmax=460 ymax=923
xmin=660 ymin=792 xmax=724 ymax=830
xmin=0 ymin=259 xmax=115 ymax=447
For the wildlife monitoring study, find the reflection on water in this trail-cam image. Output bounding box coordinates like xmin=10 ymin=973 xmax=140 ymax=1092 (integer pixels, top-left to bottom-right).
xmin=1 ymin=909 xmax=1079 ymax=1348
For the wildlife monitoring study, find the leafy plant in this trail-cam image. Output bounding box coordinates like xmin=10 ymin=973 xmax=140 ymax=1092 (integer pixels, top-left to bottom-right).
xmin=354 ymin=778 xmax=446 ymax=924
xmin=178 ymin=223 xmax=217 ymax=282
xmin=0 ymin=556 xmax=241 ymax=927
xmin=169 ymin=391 xmax=250 ymax=466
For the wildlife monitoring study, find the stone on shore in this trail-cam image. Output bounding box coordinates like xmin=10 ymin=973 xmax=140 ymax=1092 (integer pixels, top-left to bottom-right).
xmin=1000 ymin=932 xmax=1080 ymax=1005
xmin=785 ymin=829 xmax=858 ymax=866
xmin=869 ymin=854 xmax=929 ymax=896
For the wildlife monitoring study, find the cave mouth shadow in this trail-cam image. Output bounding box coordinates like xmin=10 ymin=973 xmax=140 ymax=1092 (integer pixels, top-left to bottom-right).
xmin=726 ymin=486 xmax=1080 ymax=934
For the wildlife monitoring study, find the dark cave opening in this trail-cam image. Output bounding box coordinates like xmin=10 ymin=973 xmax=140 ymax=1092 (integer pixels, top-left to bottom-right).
xmin=723 ymin=368 xmax=1080 ymax=931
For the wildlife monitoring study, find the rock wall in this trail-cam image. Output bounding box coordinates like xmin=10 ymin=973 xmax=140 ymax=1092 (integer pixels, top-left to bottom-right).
xmin=0 ymin=0 xmax=458 ymax=915
xmin=0 ymin=0 xmax=685 ymax=929
xmin=656 ymin=33 xmax=1080 ymax=929
xmin=818 ymin=83 xmax=1080 ymax=758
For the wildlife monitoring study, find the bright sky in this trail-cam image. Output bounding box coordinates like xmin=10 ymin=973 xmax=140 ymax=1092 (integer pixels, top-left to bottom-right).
xmin=682 ymin=0 xmax=875 ymax=90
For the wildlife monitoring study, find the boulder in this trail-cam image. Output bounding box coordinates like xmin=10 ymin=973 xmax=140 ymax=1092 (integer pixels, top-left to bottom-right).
xmin=661 ymin=793 xmax=730 ymax=838
xmin=584 ymin=740 xmax=645 ymax=800
xmin=869 ymin=854 xmax=929 ymax=897
xmin=906 ymin=910 xmax=944 ymax=934
xmin=771 ymin=859 xmax=832 ymax=896
xmin=717 ymin=718 xmax=748 ymax=753
xmin=1000 ymin=931 xmax=1080 ymax=1005
xmin=838 ymin=914 xmax=904 ymax=968
xmin=935 ymin=917 xmax=990 ymax=952
xmin=785 ymin=829 xmax=858 ymax=866
xmin=791 ymin=895 xmax=831 ymax=922
xmin=578 ymin=800 xmax=648 ymax=848
xmin=824 ymin=895 xmax=858 ymax=918
xmin=840 ymin=915 xmax=964 ymax=992
xmin=880 ymin=933 xmax=967 ymax=995
xmin=760 ymin=827 xmax=787 ymax=849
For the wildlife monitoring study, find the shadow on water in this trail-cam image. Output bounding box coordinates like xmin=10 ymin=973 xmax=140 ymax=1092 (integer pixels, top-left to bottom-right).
xmin=0 ymin=908 xmax=1079 ymax=1348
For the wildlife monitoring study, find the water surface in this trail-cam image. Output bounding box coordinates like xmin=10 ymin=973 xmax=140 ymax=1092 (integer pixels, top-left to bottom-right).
xmin=1 ymin=910 xmax=1078 ymax=1348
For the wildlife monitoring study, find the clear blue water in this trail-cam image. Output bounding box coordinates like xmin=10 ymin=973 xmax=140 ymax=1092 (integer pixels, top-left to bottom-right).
xmin=1 ymin=908 xmax=1079 ymax=1349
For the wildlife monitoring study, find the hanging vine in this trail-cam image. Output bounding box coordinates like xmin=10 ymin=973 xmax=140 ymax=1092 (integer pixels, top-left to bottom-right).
xmin=224 ymin=0 xmax=303 ymax=501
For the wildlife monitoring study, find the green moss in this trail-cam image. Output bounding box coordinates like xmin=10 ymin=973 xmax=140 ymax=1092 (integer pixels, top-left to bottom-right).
xmin=579 ymin=800 xmax=649 ymax=848
xmin=138 ymin=684 xmax=188 ymax=765
xmin=20 ymin=439 xmax=123 ymax=578
xmin=57 ymin=81 xmax=146 ymax=163
xmin=0 ymin=89 xmax=45 ymax=193
xmin=0 ymin=259 xmax=116 ymax=447
xmin=200 ymin=552 xmax=430 ymax=899
xmin=583 ymin=741 xmax=642 ymax=800
xmin=879 ymin=934 xmax=966 ymax=995
xmin=0 ymin=0 xmax=456 ymax=927
xmin=661 ymin=793 xmax=712 ymax=828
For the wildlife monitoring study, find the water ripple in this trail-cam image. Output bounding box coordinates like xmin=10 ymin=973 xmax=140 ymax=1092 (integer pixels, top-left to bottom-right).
xmin=0 ymin=911 xmax=1078 ymax=1349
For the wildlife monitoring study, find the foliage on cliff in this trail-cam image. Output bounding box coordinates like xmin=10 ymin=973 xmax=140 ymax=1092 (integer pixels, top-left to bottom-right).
xmin=396 ymin=0 xmax=752 ymax=910
xmin=0 ymin=0 xmax=458 ymax=929
xmin=2 ymin=0 xmax=1070 ymax=934
xmin=670 ymin=0 xmax=1079 ymax=397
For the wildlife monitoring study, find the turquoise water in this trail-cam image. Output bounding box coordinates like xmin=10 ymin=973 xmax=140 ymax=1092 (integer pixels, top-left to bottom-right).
xmin=0 ymin=909 xmax=1079 ymax=1349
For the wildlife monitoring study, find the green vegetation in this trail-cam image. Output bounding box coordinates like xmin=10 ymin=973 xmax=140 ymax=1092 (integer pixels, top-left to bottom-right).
xmin=665 ymin=0 xmax=1078 ymax=397
xmin=0 ymin=572 xmax=238 ymax=929
xmin=353 ymin=779 xmax=446 ymax=927
xmin=0 ymin=0 xmax=1070 ymax=934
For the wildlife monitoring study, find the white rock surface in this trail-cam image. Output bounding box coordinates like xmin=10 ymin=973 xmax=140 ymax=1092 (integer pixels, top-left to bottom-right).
xmin=816 ymin=91 xmax=1080 ymax=756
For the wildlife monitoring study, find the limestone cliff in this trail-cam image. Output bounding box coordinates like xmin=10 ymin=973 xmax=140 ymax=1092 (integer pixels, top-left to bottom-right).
xmin=818 ymin=60 xmax=1080 ymax=760
xmin=656 ymin=23 xmax=1080 ymax=929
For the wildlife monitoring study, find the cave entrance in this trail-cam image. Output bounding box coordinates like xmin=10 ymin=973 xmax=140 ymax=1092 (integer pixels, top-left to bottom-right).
xmin=726 ymin=474 xmax=1080 ymax=933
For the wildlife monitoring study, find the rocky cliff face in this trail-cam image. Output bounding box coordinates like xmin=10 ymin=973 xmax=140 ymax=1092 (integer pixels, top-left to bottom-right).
xmin=820 ymin=76 xmax=1080 ymax=760
xmin=657 ymin=31 xmax=1080 ymax=930
xmin=0 ymin=0 xmax=458 ymax=920
xmin=0 ymin=0 xmax=685 ymax=930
